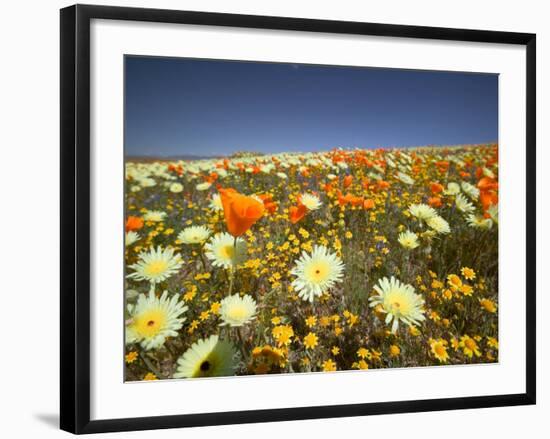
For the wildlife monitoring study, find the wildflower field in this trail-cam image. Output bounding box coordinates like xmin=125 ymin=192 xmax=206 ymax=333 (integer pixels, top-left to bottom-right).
xmin=124 ymin=144 xmax=499 ymax=381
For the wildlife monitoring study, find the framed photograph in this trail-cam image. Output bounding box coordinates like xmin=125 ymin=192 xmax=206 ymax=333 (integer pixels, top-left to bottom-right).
xmin=60 ymin=4 xmax=536 ymax=434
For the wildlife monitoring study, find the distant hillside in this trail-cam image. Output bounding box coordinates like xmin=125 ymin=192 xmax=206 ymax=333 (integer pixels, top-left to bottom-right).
xmin=125 ymin=154 xmax=223 ymax=163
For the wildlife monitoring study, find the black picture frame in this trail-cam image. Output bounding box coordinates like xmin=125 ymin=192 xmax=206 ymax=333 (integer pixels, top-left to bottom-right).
xmin=60 ymin=4 xmax=536 ymax=434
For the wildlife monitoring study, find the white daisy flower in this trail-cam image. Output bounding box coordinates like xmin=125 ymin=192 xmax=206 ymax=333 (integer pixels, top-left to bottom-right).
xmin=143 ymin=210 xmax=166 ymax=222
xmin=408 ymin=203 xmax=437 ymax=221
xmin=209 ymin=193 xmax=223 ymax=211
xmin=219 ymin=294 xmax=257 ymax=327
xmin=126 ymin=289 xmax=188 ymax=350
xmin=139 ymin=177 xmax=156 ymax=188
xmin=455 ymin=193 xmax=475 ymax=213
xmin=178 ymin=226 xmax=210 ymax=245
xmin=127 ymin=246 xmax=183 ymax=284
xmin=461 ymin=181 xmax=480 ymax=200
xmin=426 ymin=215 xmax=451 ymax=234
xmin=369 ymin=276 xmax=425 ymax=333
xmin=300 ymin=193 xmax=322 ymax=211
xmin=204 ymin=232 xmax=247 ymax=269
xmin=397 ymin=230 xmax=420 ymax=249
xmin=444 ymin=182 xmax=461 ymax=195
xmin=174 ymin=335 xmax=237 ymax=378
xmin=290 ymin=245 xmax=345 ymax=302
xmin=482 ymin=167 xmax=495 ymax=178
xmin=467 ymin=214 xmax=493 ymax=230
xmin=125 ymin=231 xmax=140 ymax=247
xmin=396 ymin=172 xmax=415 ymax=185
xmin=169 ymin=182 xmax=183 ymax=193
xmin=196 ymin=182 xmax=212 ymax=191
xmin=487 ymin=204 xmax=498 ymax=224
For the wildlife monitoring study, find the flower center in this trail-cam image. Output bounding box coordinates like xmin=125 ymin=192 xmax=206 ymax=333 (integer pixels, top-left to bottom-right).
xmin=227 ymin=305 xmax=247 ymax=321
xmin=144 ymin=260 xmax=169 ymax=276
xmin=305 ymin=261 xmax=330 ymax=283
xmin=465 ymin=339 xmax=476 ymax=350
xmin=200 ymin=361 xmax=211 ymax=372
xmin=385 ymin=291 xmax=412 ymax=316
xmin=220 ymin=245 xmax=235 ymax=260
xmin=133 ymin=309 xmax=166 ymax=338
xmin=435 ymin=344 xmax=446 ymax=356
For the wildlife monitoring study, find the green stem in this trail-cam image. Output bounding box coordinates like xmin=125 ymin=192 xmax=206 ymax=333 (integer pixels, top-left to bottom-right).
xmin=227 ymin=237 xmax=238 ymax=296
xmin=236 ymin=327 xmax=247 ymax=360
xmin=228 ymin=269 xmax=235 ymax=296
xmin=198 ymin=244 xmax=208 ymax=271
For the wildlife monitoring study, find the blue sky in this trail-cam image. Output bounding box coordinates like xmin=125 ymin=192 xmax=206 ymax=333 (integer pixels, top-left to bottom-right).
xmin=124 ymin=56 xmax=498 ymax=157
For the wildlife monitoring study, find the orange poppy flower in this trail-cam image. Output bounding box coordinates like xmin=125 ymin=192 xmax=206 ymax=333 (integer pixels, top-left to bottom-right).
xmin=167 ymin=163 xmax=183 ymax=175
xmin=376 ymin=180 xmax=390 ymax=191
xmin=430 ymin=182 xmax=444 ymax=194
xmin=258 ymin=194 xmax=278 ymax=214
xmin=205 ymin=172 xmax=219 ymax=183
xmin=480 ymin=190 xmax=498 ymax=211
xmin=289 ymin=203 xmax=307 ymax=224
xmin=218 ymin=188 xmax=265 ymax=237
xmin=477 ymin=177 xmax=498 ymax=192
xmin=343 ymin=175 xmax=353 ymax=188
xmin=126 ymin=216 xmax=143 ymax=232
xmin=428 ymin=196 xmax=442 ymax=208
xmin=363 ymin=199 xmax=375 ymax=210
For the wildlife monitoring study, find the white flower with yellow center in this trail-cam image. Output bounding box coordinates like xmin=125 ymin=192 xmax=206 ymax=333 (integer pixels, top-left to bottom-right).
xmin=396 ymin=172 xmax=414 ymax=185
xmin=143 ymin=210 xmax=166 ymax=222
xmin=487 ymin=204 xmax=498 ymax=224
xmin=196 ymin=182 xmax=212 ymax=191
xmin=408 ymin=203 xmax=437 ymax=221
xmin=369 ymin=276 xmax=425 ymax=333
xmin=219 ymin=294 xmax=257 ymax=327
xmin=126 ymin=290 xmax=188 ymax=350
xmin=300 ymin=193 xmax=322 ymax=211
xmin=444 ymin=182 xmax=461 ymax=195
xmin=426 ymin=215 xmax=451 ymax=234
xmin=209 ymin=193 xmax=223 ymax=211
xmin=467 ymin=214 xmax=493 ymax=230
xmin=461 ymin=181 xmax=480 ymax=200
xmin=139 ymin=177 xmax=156 ymax=188
xmin=397 ymin=230 xmax=419 ymax=249
xmin=276 ymin=172 xmax=288 ymax=180
xmin=455 ymin=193 xmax=475 ymax=213
xmin=178 ymin=225 xmax=210 ymax=245
xmin=204 ymin=232 xmax=247 ymax=269
xmin=482 ymin=167 xmax=495 ymax=178
xmin=127 ymin=246 xmax=183 ymax=284
xmin=169 ymin=182 xmax=183 ymax=193
xmin=290 ymin=245 xmax=345 ymax=302
xmin=125 ymin=231 xmax=140 ymax=247
xmin=174 ymin=335 xmax=237 ymax=378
